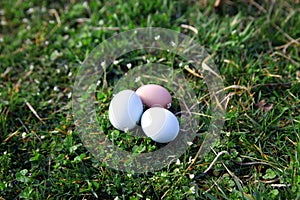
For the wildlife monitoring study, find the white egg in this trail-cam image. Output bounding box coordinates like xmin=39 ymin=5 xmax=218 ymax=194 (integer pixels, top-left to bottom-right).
xmin=141 ymin=107 xmax=179 ymax=143
xmin=109 ymin=90 xmax=143 ymax=131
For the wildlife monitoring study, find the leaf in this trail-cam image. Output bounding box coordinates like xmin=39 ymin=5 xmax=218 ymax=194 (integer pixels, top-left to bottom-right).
xmin=20 ymin=169 xmax=28 ymax=176
xmin=263 ymin=169 xmax=276 ymax=180
xmin=73 ymin=153 xmax=86 ymax=163
xmin=30 ymin=153 xmax=40 ymax=161
xmin=16 ymin=169 xmax=30 ymax=183
xmin=19 ymin=187 xmax=33 ymax=199
xmin=269 ymin=189 xmax=279 ymax=198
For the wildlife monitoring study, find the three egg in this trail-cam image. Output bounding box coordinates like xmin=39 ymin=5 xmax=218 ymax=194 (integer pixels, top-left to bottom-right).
xmin=108 ymin=84 xmax=179 ymax=143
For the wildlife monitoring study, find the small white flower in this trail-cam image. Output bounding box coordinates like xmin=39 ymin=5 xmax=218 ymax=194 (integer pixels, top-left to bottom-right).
xmin=67 ymin=92 xmax=72 ymax=99
xmin=188 ymin=156 xmax=193 ymax=164
xmin=176 ymin=159 xmax=181 ymax=165
xmin=40 ymin=135 xmax=45 ymax=139
xmin=101 ymin=61 xmax=106 ymax=67
xmin=63 ymin=35 xmax=69 ymax=40
xmin=22 ymin=18 xmax=29 ymax=23
xmin=26 ymin=8 xmax=34 ymax=14
xmin=45 ymin=41 xmax=49 ymax=45
xmin=113 ymin=60 xmax=119 ymax=65
xmin=64 ymin=64 xmax=68 ymax=70
xmin=135 ymin=76 xmax=141 ymax=82
xmin=179 ymin=62 xmax=183 ymax=67
xmin=53 ymin=86 xmax=59 ymax=91
xmin=29 ymin=64 xmax=34 ymax=70
xmin=189 ymin=174 xmax=195 ymax=179
xmin=56 ymin=68 xmax=61 ymax=73
xmin=4 ymin=151 xmax=7 ymax=155
xmin=127 ymin=174 xmax=132 ymax=178
xmin=171 ymin=41 xmax=176 ymax=46
xmin=126 ymin=63 xmax=132 ymax=69
xmin=161 ymin=172 xmax=167 ymax=177
xmin=1 ymin=20 xmax=7 ymax=26
xmin=187 ymin=141 xmax=193 ymax=146
xmin=22 ymin=132 xmax=26 ymax=139
xmin=189 ymin=186 xmax=196 ymax=194
xmin=154 ymin=35 xmax=160 ymax=40
xmin=0 ymin=37 xmax=3 ymax=42
xmin=167 ymin=103 xmax=171 ymax=109
xmin=96 ymin=80 xmax=101 ymax=86
xmin=98 ymin=20 xmax=104 ymax=25
xmin=25 ymin=39 xmax=31 ymax=44
xmin=68 ymin=71 xmax=72 ymax=77
xmin=83 ymin=1 xmax=88 ymax=8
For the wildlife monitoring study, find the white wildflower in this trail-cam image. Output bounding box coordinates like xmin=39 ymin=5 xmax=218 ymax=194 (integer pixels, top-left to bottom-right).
xmin=154 ymin=35 xmax=160 ymax=40
xmin=189 ymin=174 xmax=195 ymax=179
xmin=135 ymin=76 xmax=141 ymax=82
xmin=187 ymin=141 xmax=193 ymax=146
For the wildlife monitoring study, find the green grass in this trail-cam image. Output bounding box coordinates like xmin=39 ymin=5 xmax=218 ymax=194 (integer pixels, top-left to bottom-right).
xmin=1 ymin=0 xmax=300 ymax=199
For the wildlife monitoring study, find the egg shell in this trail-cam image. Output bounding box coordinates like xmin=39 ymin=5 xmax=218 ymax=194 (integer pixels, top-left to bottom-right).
xmin=141 ymin=107 xmax=179 ymax=143
xmin=136 ymin=84 xmax=172 ymax=108
xmin=109 ymin=90 xmax=143 ymax=131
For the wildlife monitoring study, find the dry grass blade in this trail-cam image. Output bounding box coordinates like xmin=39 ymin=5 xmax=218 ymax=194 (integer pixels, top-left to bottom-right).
xmin=203 ymin=150 xmax=229 ymax=173
xmin=3 ymin=130 xmax=19 ymax=142
xmin=181 ymin=24 xmax=198 ymax=35
xmin=49 ymin=9 xmax=61 ymax=27
xmin=25 ymin=101 xmax=46 ymax=124
xmin=202 ymin=62 xmax=222 ymax=80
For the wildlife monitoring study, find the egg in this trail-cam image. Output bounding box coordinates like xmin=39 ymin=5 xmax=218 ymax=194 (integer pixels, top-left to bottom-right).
xmin=136 ymin=84 xmax=172 ymax=108
xmin=109 ymin=90 xmax=143 ymax=131
xmin=141 ymin=107 xmax=179 ymax=143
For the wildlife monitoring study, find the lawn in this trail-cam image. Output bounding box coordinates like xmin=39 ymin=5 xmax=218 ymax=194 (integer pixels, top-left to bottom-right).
xmin=0 ymin=0 xmax=299 ymax=199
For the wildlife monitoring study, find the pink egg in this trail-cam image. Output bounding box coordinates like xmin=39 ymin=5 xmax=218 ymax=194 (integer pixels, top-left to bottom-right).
xmin=136 ymin=84 xmax=172 ymax=108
